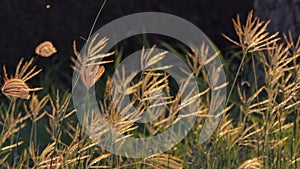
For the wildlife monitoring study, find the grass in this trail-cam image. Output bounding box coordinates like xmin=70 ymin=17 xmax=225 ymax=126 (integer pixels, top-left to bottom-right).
xmin=0 ymin=10 xmax=299 ymax=168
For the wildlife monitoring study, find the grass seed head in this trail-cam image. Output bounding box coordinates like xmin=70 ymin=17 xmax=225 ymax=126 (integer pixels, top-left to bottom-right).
xmin=223 ymin=10 xmax=280 ymax=53
xmin=35 ymin=41 xmax=57 ymax=57
xmin=1 ymin=58 xmax=42 ymax=100
xmin=71 ymin=35 xmax=114 ymax=89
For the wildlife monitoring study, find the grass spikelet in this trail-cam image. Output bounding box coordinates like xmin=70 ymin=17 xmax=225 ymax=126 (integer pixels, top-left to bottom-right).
xmin=1 ymin=58 xmax=42 ymax=99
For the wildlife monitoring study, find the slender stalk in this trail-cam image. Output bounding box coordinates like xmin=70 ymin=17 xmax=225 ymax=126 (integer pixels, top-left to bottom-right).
xmin=0 ymin=98 xmax=13 ymax=150
xmin=12 ymin=120 xmax=21 ymax=168
xmin=226 ymin=51 xmax=247 ymax=106
xmin=8 ymin=98 xmax=18 ymax=168
xmin=292 ymin=110 xmax=299 ymax=168
xmin=34 ymin=118 xmax=37 ymax=154
xmin=50 ymin=106 xmax=68 ymax=168
xmin=87 ymin=0 xmax=107 ymax=40
xmin=251 ymin=53 xmax=259 ymax=98
xmin=76 ymin=88 xmax=90 ymax=168
xmin=251 ymin=53 xmax=261 ymax=157
xmin=277 ymin=111 xmax=282 ymax=168
xmin=74 ymin=128 xmax=82 ymax=168
xmin=29 ymin=108 xmax=38 ymax=162
xmin=167 ymin=152 xmax=170 ymax=169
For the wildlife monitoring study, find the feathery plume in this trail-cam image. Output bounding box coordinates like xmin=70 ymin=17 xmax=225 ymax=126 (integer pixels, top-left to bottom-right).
xmin=71 ymin=34 xmax=114 ymax=89
xmin=1 ymin=58 xmax=42 ymax=99
xmin=223 ymin=10 xmax=280 ymax=53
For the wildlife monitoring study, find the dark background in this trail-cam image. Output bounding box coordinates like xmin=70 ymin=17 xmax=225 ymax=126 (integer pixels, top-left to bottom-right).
xmin=2 ymin=0 xmax=300 ymax=69
xmin=0 ymin=0 xmax=253 ymax=68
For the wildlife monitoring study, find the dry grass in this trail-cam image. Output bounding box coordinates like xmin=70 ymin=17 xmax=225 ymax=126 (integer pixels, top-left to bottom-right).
xmin=1 ymin=58 xmax=42 ymax=99
xmin=0 ymin=10 xmax=299 ymax=169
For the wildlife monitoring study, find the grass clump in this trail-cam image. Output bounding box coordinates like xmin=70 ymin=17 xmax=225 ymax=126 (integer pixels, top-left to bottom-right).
xmin=0 ymin=10 xmax=299 ymax=168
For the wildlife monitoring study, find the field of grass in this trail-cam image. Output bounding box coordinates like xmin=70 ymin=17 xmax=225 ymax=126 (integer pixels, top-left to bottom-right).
xmin=0 ymin=10 xmax=299 ymax=168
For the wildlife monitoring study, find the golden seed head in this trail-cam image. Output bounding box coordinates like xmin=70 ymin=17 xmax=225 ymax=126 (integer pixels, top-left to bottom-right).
xmin=71 ymin=35 xmax=114 ymax=89
xmin=223 ymin=10 xmax=280 ymax=53
xmin=1 ymin=78 xmax=31 ymax=99
xmin=81 ymin=65 xmax=105 ymax=89
xmin=1 ymin=58 xmax=42 ymax=100
xmin=35 ymin=41 xmax=57 ymax=57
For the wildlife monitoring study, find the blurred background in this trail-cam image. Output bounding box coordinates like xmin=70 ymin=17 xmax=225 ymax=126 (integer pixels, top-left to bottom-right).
xmin=0 ymin=0 xmax=299 ymax=67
